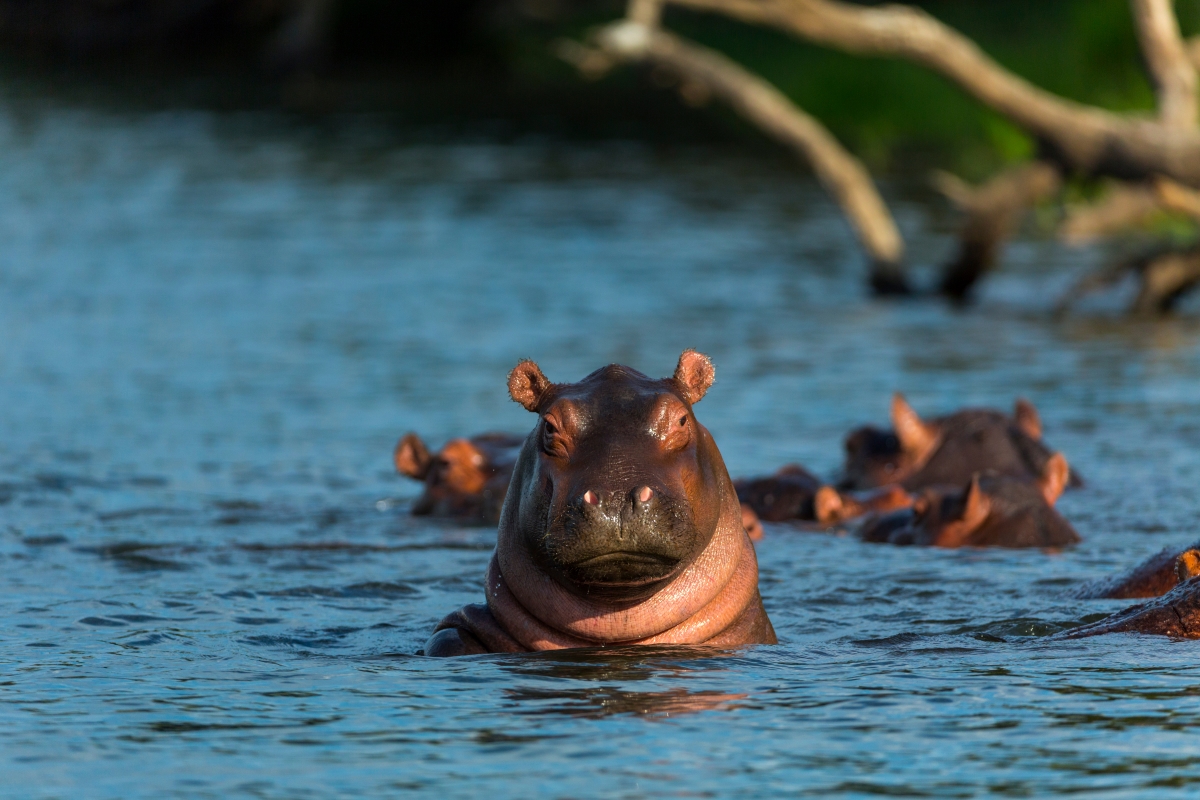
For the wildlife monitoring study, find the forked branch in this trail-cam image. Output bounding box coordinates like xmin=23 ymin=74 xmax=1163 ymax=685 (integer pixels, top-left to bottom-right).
xmin=665 ymin=0 xmax=1200 ymax=184
xmin=1130 ymin=0 xmax=1197 ymax=128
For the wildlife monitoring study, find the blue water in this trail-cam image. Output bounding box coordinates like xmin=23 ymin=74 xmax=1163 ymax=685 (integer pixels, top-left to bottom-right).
xmin=5 ymin=85 xmax=1200 ymax=798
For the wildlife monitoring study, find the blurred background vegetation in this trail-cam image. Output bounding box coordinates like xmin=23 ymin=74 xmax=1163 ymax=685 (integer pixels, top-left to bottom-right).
xmin=6 ymin=0 xmax=1200 ymax=178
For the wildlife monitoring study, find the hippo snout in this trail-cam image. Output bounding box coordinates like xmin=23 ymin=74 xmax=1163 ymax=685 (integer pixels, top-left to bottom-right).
xmin=549 ymin=484 xmax=694 ymax=591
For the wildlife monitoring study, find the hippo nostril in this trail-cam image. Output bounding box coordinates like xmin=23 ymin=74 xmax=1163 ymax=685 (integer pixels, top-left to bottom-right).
xmin=583 ymin=490 xmax=599 ymax=506
xmin=637 ymin=486 xmax=654 ymax=504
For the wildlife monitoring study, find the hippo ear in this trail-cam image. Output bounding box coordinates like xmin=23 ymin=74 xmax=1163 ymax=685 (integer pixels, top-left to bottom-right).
xmin=508 ymin=359 xmax=552 ymax=412
xmin=1176 ymin=549 xmax=1200 ymax=582
xmin=891 ymin=394 xmax=938 ymax=459
xmin=1014 ymin=398 xmax=1043 ymax=440
xmin=959 ymin=475 xmax=992 ymax=530
xmin=394 ymin=433 xmax=433 ymax=480
xmin=815 ymin=486 xmax=852 ymax=524
xmin=1038 ymin=452 xmax=1070 ymax=506
xmin=673 ymin=349 xmax=715 ymax=405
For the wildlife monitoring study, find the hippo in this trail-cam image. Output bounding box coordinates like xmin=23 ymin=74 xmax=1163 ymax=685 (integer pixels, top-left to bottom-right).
xmin=1073 ymin=542 xmax=1200 ymax=599
xmin=862 ymin=453 xmax=1079 ymax=548
xmin=424 ymin=350 xmax=776 ymax=656
xmin=839 ymin=395 xmax=1081 ymax=492
xmin=394 ymin=432 xmax=524 ymax=524
xmin=735 ymin=464 xmax=912 ymax=527
xmin=1063 ymin=550 xmax=1200 ymax=638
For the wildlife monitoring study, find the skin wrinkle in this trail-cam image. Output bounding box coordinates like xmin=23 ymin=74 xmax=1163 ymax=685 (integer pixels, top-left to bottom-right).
xmin=494 ymin=460 xmax=752 ymax=642
xmin=485 ymin=497 xmax=760 ymax=648
xmin=429 ymin=354 xmax=775 ymax=655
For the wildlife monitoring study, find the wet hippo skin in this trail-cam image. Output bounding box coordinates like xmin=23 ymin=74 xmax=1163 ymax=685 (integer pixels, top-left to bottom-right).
xmin=394 ymin=432 xmax=524 ymax=524
xmin=1064 ymin=551 xmax=1200 ymax=638
xmin=840 ymin=394 xmax=1082 ymax=492
xmin=735 ymin=465 xmax=912 ymax=527
xmin=424 ymin=350 xmax=776 ymax=656
xmin=861 ymin=453 xmax=1079 ymax=548
xmin=1073 ymin=542 xmax=1200 ymax=599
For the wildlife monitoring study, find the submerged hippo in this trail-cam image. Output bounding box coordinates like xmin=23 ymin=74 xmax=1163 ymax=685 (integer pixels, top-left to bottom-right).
xmin=1074 ymin=543 xmax=1200 ymax=599
xmin=424 ymin=351 xmax=776 ymax=656
xmin=394 ymin=432 xmax=524 ymax=524
xmin=1064 ymin=550 xmax=1200 ymax=638
xmin=735 ymin=464 xmax=911 ymax=527
xmin=840 ymin=395 xmax=1081 ymax=492
xmin=862 ymin=453 xmax=1079 ymax=548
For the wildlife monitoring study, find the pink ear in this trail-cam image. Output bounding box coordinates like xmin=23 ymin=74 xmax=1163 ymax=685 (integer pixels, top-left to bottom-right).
xmin=1014 ymin=398 xmax=1043 ymax=439
xmin=508 ymin=360 xmax=552 ymax=412
xmin=891 ymin=393 xmax=938 ymax=459
xmin=673 ymin=349 xmax=715 ymax=404
xmin=814 ymin=486 xmax=848 ymax=523
xmin=1038 ymin=452 xmax=1069 ymax=506
xmin=394 ymin=433 xmax=432 ymax=480
xmin=960 ymin=475 xmax=992 ymax=529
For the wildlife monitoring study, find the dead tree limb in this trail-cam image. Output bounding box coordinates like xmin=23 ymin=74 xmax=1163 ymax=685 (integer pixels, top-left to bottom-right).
xmin=1059 ymin=246 xmax=1200 ymax=315
xmin=586 ymin=20 xmax=908 ymax=292
xmin=665 ymin=0 xmax=1200 ymax=185
xmin=1130 ymin=0 xmax=1197 ymax=128
xmin=1153 ymin=176 xmax=1200 ymax=220
xmin=1059 ymin=184 xmax=1162 ymax=244
xmin=934 ymin=161 xmax=1063 ymax=300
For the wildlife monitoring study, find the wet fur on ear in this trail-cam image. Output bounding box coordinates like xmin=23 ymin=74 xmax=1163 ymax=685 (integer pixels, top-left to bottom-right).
xmin=1038 ymin=452 xmax=1070 ymax=506
xmin=508 ymin=359 xmax=552 ymax=412
xmin=1176 ymin=549 xmax=1200 ymax=582
xmin=395 ymin=433 xmax=433 ymax=480
xmin=891 ymin=394 xmax=938 ymax=459
xmin=673 ymin=350 xmax=715 ymax=405
xmin=1014 ymin=398 xmax=1043 ymax=440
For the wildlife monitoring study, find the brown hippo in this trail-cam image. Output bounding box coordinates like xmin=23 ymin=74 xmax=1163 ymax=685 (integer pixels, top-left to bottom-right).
xmin=862 ymin=453 xmax=1079 ymax=548
xmin=839 ymin=395 xmax=1081 ymax=492
xmin=424 ymin=351 xmax=776 ymax=656
xmin=1074 ymin=542 xmax=1200 ymax=599
xmin=394 ymin=432 xmax=524 ymax=524
xmin=735 ymin=464 xmax=912 ymax=528
xmin=1063 ymin=551 xmax=1200 ymax=638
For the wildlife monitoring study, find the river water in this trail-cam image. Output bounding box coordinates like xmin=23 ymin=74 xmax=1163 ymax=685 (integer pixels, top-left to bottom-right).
xmin=4 ymin=80 xmax=1200 ymax=798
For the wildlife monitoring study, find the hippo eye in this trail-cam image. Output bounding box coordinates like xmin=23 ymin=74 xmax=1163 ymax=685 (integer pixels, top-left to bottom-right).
xmin=679 ymin=415 xmax=687 ymax=427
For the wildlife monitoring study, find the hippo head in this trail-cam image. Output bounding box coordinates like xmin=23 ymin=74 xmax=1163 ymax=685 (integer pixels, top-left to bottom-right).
xmin=839 ymin=395 xmax=1046 ymax=490
xmin=839 ymin=395 xmax=941 ymax=489
xmin=904 ymin=452 xmax=1074 ymax=548
xmin=501 ymin=350 xmax=725 ymax=601
xmin=394 ymin=432 xmax=523 ymax=521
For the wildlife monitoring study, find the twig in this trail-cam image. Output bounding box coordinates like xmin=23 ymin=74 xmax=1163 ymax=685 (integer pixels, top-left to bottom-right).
xmin=1130 ymin=0 xmax=1197 ymax=128
xmin=1059 ymin=184 xmax=1162 ymax=244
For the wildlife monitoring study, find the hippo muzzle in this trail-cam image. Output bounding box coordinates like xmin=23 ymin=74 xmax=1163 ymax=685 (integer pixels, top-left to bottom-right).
xmin=548 ymin=479 xmax=698 ymax=593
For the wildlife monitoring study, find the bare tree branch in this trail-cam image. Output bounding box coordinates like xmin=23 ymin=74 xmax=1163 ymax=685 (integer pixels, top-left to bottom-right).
xmin=665 ymin=0 xmax=1200 ymax=184
xmin=587 ymin=20 xmax=907 ymax=288
xmin=1059 ymin=184 xmax=1163 ymax=244
xmin=1130 ymin=0 xmax=1197 ymax=128
xmin=934 ymin=161 xmax=1062 ymax=300
xmin=627 ymin=0 xmax=663 ymax=27
xmin=1154 ymin=175 xmax=1200 ymax=219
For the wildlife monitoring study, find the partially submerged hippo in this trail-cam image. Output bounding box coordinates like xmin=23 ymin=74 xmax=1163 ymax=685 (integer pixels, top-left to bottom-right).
xmin=1073 ymin=542 xmax=1200 ymax=600
xmin=1064 ymin=550 xmax=1200 ymax=638
xmin=425 ymin=351 xmax=776 ymax=656
xmin=735 ymin=464 xmax=911 ymax=527
xmin=840 ymin=395 xmax=1080 ymax=492
xmin=861 ymin=453 xmax=1079 ymax=548
xmin=394 ymin=432 xmax=524 ymax=524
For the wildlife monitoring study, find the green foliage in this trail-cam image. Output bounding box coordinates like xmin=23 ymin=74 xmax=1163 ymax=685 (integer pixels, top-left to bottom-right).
xmin=497 ymin=0 xmax=1200 ymax=172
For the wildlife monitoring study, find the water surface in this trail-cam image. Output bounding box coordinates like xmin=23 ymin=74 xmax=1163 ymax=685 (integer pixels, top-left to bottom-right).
xmin=3 ymin=87 xmax=1200 ymax=798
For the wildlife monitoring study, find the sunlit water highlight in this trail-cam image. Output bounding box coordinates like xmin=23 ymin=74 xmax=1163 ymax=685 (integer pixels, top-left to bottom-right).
xmin=3 ymin=87 xmax=1200 ymax=798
